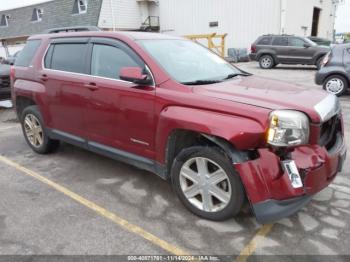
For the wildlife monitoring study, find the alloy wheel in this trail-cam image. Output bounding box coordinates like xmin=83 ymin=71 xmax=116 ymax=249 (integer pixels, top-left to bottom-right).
xmin=261 ymin=57 xmax=272 ymax=68
xmin=24 ymin=114 xmax=44 ymax=148
xmin=325 ymin=78 xmax=344 ymax=95
xmin=179 ymin=157 xmax=232 ymax=212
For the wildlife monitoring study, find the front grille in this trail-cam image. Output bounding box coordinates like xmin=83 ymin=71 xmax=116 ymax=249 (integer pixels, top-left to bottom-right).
xmin=319 ymin=114 xmax=342 ymax=150
xmin=0 ymin=76 xmax=10 ymax=89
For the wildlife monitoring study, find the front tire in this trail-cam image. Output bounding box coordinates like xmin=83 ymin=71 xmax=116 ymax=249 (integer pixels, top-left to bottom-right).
xmin=21 ymin=105 xmax=60 ymax=154
xmin=171 ymin=146 xmax=245 ymax=221
xmin=259 ymin=55 xmax=274 ymax=69
xmin=323 ymin=75 xmax=348 ymax=96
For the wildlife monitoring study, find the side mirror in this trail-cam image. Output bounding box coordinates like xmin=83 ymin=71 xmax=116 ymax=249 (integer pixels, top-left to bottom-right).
xmin=303 ymin=43 xmax=311 ymax=48
xmin=119 ymin=67 xmax=152 ymax=85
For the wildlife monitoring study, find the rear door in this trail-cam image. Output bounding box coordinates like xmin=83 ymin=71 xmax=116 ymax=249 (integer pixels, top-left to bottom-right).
xmin=83 ymin=37 xmax=156 ymax=159
xmin=42 ymin=38 xmax=90 ymax=141
xmin=271 ymin=36 xmax=289 ymax=63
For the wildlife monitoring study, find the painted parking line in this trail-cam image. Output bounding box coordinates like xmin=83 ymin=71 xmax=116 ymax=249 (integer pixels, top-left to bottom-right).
xmin=0 ymin=155 xmax=188 ymax=256
xmin=234 ymin=224 xmax=274 ymax=262
xmin=0 ymin=154 xmax=274 ymax=260
xmin=0 ymin=125 xmax=19 ymax=131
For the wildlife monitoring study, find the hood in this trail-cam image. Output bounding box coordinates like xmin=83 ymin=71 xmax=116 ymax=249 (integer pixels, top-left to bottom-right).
xmin=0 ymin=64 xmax=10 ymax=76
xmin=192 ymin=75 xmax=334 ymax=123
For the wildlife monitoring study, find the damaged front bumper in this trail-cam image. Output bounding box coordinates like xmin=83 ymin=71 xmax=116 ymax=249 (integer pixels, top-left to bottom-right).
xmin=235 ymin=133 xmax=347 ymax=224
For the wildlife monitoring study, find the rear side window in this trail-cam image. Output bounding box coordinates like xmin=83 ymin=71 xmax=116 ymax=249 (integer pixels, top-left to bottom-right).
xmin=257 ymin=37 xmax=271 ymax=45
xmin=272 ymin=37 xmax=288 ymax=46
xmin=289 ymin=37 xmax=305 ymax=47
xmin=15 ymin=39 xmax=41 ymax=67
xmin=91 ymin=44 xmax=139 ymax=79
xmin=48 ymin=43 xmax=87 ymax=74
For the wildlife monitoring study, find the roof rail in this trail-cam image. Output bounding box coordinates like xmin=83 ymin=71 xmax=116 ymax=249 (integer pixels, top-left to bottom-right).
xmin=42 ymin=26 xmax=101 ymax=34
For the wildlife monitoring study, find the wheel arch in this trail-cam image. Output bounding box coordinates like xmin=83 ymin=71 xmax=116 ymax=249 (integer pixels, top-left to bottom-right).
xmin=15 ymin=96 xmax=37 ymax=119
xmin=257 ymin=51 xmax=278 ymax=64
xmin=155 ymin=106 xmax=265 ymax=170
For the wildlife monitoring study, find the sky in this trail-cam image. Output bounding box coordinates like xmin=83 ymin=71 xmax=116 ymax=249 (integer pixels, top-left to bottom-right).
xmin=0 ymin=0 xmax=349 ymax=33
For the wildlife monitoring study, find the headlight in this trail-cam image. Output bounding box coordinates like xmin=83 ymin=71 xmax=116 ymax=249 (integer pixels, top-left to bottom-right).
xmin=267 ymin=110 xmax=310 ymax=147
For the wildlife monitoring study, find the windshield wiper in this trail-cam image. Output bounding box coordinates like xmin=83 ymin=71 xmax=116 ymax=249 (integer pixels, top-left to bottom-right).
xmin=223 ymin=73 xmax=250 ymax=80
xmin=181 ymin=79 xmax=222 ymax=85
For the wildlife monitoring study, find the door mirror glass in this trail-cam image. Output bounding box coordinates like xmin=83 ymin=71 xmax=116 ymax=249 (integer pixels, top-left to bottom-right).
xmin=303 ymin=43 xmax=311 ymax=48
xmin=120 ymin=67 xmax=152 ymax=85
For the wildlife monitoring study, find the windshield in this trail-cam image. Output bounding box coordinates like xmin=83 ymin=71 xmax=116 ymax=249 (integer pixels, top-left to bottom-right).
xmin=138 ymin=39 xmax=242 ymax=84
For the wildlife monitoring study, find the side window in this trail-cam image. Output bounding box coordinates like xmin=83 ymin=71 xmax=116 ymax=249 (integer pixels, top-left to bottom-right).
xmin=289 ymin=37 xmax=306 ymax=47
xmin=91 ymin=44 xmax=140 ymax=80
xmin=15 ymin=40 xmax=41 ymax=67
xmin=44 ymin=45 xmax=54 ymax=68
xmin=257 ymin=37 xmax=271 ymax=45
xmin=50 ymin=43 xmax=87 ymax=73
xmin=272 ymin=37 xmax=288 ymax=46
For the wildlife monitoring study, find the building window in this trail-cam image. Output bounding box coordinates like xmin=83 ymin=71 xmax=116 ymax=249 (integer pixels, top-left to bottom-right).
xmin=0 ymin=15 xmax=10 ymax=27
xmin=31 ymin=8 xmax=43 ymax=22
xmin=73 ymin=0 xmax=88 ymax=14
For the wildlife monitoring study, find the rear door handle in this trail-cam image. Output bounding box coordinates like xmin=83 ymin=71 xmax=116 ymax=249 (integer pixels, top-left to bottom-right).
xmin=84 ymin=82 xmax=99 ymax=91
xmin=40 ymin=74 xmax=49 ymax=81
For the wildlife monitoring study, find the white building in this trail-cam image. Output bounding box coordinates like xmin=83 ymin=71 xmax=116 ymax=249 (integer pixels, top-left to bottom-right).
xmin=158 ymin=0 xmax=340 ymax=51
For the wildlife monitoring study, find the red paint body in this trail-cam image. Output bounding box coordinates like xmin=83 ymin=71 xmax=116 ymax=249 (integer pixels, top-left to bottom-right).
xmin=12 ymin=31 xmax=346 ymax=209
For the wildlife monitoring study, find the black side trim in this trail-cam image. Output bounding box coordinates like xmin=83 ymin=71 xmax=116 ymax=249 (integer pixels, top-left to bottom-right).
xmin=49 ymin=129 xmax=87 ymax=149
xmin=252 ymin=195 xmax=313 ymax=224
xmin=47 ymin=129 xmax=166 ymax=179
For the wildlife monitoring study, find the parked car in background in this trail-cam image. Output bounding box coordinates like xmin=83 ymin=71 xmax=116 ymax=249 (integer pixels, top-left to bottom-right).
xmin=12 ymin=29 xmax=346 ymax=223
xmin=250 ymin=34 xmax=329 ymax=69
xmin=0 ymin=64 xmax=11 ymax=100
xmin=4 ymin=51 xmax=21 ymax=65
xmin=308 ymin=36 xmax=332 ymax=47
xmin=316 ymin=43 xmax=350 ymax=96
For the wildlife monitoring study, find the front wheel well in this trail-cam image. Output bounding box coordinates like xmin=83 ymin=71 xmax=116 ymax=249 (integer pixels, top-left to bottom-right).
xmin=164 ymin=130 xmax=256 ymax=178
xmin=16 ymin=96 xmax=36 ymax=119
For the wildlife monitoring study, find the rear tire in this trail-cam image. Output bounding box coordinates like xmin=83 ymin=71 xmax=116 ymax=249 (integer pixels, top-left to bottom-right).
xmin=171 ymin=146 xmax=245 ymax=221
xmin=323 ymin=75 xmax=348 ymax=97
xmin=21 ymin=105 xmax=60 ymax=154
xmin=259 ymin=55 xmax=274 ymax=69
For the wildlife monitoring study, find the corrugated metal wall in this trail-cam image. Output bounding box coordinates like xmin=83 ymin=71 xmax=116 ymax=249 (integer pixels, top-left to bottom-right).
xmin=99 ymin=0 xmax=142 ymax=30
xmin=159 ymin=0 xmax=281 ymax=50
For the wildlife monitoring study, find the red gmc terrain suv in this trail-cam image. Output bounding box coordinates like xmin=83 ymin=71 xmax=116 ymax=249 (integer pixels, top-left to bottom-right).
xmin=12 ymin=30 xmax=347 ymax=224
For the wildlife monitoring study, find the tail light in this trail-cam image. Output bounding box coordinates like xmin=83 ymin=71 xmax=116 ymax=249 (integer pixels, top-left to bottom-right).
xmin=321 ymin=52 xmax=331 ymax=67
xmin=251 ymin=44 xmax=257 ymax=54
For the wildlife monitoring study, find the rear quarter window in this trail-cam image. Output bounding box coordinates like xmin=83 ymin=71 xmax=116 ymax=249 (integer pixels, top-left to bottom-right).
xmin=14 ymin=39 xmax=41 ymax=67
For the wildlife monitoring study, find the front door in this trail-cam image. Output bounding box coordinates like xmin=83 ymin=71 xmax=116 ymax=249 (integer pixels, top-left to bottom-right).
xmin=83 ymin=38 xmax=156 ymax=159
xmin=288 ymin=37 xmax=313 ymax=64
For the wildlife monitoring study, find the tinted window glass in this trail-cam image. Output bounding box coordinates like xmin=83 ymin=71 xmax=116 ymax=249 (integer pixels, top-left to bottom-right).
xmin=257 ymin=37 xmax=271 ymax=45
xmin=44 ymin=45 xmax=54 ymax=68
xmin=289 ymin=37 xmax=306 ymax=47
xmin=15 ymin=40 xmax=41 ymax=67
xmin=50 ymin=43 xmax=86 ymax=73
xmin=91 ymin=44 xmax=139 ymax=79
xmin=272 ymin=37 xmax=288 ymax=46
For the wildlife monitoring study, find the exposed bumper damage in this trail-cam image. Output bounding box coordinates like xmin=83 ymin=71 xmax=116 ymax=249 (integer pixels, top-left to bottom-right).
xmin=235 ymin=133 xmax=347 ymax=224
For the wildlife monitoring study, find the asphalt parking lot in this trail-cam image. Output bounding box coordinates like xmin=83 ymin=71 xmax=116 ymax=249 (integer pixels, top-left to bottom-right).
xmin=0 ymin=62 xmax=349 ymax=260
